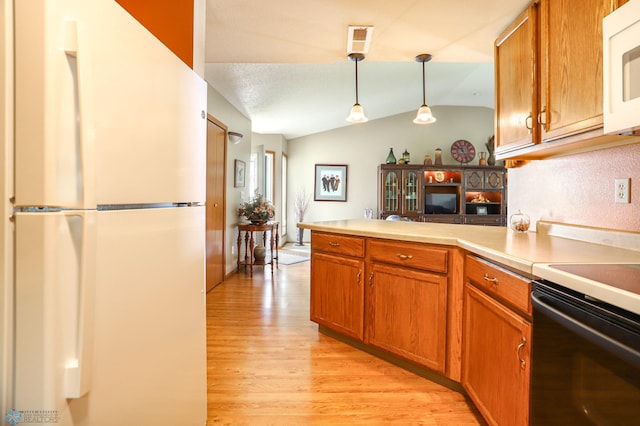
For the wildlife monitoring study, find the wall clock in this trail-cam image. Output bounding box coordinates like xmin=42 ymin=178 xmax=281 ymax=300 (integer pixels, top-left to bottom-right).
xmin=451 ymin=139 xmax=476 ymax=164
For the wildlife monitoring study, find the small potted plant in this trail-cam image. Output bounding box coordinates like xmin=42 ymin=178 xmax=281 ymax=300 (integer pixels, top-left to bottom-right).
xmin=238 ymin=192 xmax=275 ymax=225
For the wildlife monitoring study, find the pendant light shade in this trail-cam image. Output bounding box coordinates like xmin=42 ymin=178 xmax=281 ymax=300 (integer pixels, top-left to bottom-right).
xmin=413 ymin=53 xmax=436 ymax=124
xmin=346 ymin=53 xmax=368 ymax=123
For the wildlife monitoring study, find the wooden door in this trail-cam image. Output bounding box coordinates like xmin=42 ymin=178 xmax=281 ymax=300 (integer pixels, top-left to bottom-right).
xmin=310 ymin=252 xmax=365 ymax=340
xmin=366 ymin=263 xmax=448 ymax=373
xmin=538 ymin=0 xmax=614 ymax=142
xmin=462 ymin=284 xmax=531 ymax=426
xmin=494 ymin=4 xmax=538 ymax=155
xmin=206 ymin=117 xmax=226 ymax=292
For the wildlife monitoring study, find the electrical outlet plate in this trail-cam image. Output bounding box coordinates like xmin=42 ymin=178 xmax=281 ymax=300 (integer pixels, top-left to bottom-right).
xmin=615 ymin=178 xmax=630 ymax=204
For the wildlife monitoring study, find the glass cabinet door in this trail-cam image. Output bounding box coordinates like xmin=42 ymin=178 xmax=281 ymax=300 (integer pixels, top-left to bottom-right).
xmin=403 ymin=170 xmax=421 ymax=213
xmin=384 ymin=171 xmax=399 ymax=212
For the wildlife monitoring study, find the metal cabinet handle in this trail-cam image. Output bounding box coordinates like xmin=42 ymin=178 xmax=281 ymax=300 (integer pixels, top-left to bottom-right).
xmin=328 ymin=242 xmax=341 ymax=247
xmin=517 ymin=337 xmax=527 ymax=369
xmin=356 ymin=270 xmax=362 ymax=286
xmin=396 ymin=253 xmax=414 ymax=260
xmin=525 ymin=114 xmax=533 ymax=134
xmin=369 ymin=272 xmax=374 ymax=288
xmin=483 ymin=273 xmax=499 ymax=284
xmin=537 ymin=107 xmax=547 ymax=131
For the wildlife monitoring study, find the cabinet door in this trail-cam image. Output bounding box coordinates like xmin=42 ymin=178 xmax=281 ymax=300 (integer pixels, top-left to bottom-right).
xmin=495 ymin=4 xmax=538 ymax=154
xmin=381 ymin=170 xmax=400 ymax=215
xmin=402 ymin=169 xmax=422 ymax=214
xmin=484 ymin=170 xmax=504 ymax=189
xmin=310 ymin=252 xmax=364 ymax=340
xmin=464 ymin=170 xmax=484 ymax=190
xmin=462 ymin=284 xmax=531 ymax=426
xmin=538 ymin=0 xmax=614 ymax=142
xmin=366 ymin=263 xmax=448 ymax=373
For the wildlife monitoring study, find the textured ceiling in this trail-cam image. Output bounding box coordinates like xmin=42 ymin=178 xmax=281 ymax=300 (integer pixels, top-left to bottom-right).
xmin=204 ymin=0 xmax=530 ymax=139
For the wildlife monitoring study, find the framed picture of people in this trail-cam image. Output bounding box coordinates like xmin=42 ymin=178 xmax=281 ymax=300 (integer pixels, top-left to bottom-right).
xmin=314 ymin=164 xmax=348 ymax=202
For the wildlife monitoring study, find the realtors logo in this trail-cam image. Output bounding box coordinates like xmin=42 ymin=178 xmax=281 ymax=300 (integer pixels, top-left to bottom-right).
xmin=5 ymin=410 xmax=22 ymax=426
xmin=4 ymin=410 xmax=59 ymax=424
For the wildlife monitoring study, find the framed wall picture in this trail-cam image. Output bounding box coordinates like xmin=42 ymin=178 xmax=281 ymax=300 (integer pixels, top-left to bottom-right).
xmin=234 ymin=159 xmax=245 ymax=188
xmin=314 ymin=164 xmax=348 ymax=202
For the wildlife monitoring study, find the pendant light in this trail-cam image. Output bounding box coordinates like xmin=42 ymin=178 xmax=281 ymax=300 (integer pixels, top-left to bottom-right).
xmin=346 ymin=53 xmax=368 ymax=123
xmin=413 ymin=53 xmax=436 ymax=124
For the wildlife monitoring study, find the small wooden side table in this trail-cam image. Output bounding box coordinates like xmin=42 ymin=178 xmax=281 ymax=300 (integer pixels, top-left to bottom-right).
xmin=237 ymin=222 xmax=279 ymax=277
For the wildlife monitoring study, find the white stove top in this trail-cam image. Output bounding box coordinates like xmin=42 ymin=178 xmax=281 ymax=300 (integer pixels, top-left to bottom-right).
xmin=533 ymin=263 xmax=640 ymax=315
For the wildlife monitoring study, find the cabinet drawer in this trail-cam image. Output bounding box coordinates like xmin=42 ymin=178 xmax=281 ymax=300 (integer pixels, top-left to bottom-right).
xmin=312 ymin=232 xmax=364 ymax=258
xmin=368 ymin=240 xmax=448 ymax=274
xmin=465 ymin=255 xmax=531 ymax=315
xmin=464 ymin=215 xmax=504 ymax=226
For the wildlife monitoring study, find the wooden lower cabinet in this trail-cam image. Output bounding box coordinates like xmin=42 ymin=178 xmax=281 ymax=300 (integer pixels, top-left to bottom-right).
xmin=309 ymin=231 xmax=534 ymax=426
xmin=310 ymin=251 xmax=364 ymax=340
xmin=366 ymin=262 xmax=448 ymax=373
xmin=462 ymin=283 xmax=532 ymax=426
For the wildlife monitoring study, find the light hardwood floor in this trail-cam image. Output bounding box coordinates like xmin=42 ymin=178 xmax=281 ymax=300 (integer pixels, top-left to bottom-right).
xmin=206 ymin=259 xmax=483 ymax=425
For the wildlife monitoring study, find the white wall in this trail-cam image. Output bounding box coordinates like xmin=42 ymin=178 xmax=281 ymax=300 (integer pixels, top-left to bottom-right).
xmin=286 ymin=106 xmax=496 ymax=241
xmin=252 ymin=133 xmax=288 ymax=240
xmin=206 ymin=84 xmax=252 ymax=276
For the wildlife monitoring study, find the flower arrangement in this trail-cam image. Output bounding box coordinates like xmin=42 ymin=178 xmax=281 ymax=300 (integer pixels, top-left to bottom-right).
xmin=238 ymin=192 xmax=275 ymax=223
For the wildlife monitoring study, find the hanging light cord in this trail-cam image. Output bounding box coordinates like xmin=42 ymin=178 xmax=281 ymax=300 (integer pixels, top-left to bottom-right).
xmin=421 ymin=59 xmax=426 ymax=106
xmin=354 ymin=58 xmax=360 ymax=104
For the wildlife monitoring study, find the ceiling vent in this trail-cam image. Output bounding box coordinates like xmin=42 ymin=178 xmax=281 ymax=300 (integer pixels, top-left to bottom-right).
xmin=347 ymin=25 xmax=374 ymax=54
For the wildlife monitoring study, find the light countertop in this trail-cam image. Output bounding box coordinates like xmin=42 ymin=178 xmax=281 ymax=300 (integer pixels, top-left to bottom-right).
xmin=298 ymin=219 xmax=640 ymax=276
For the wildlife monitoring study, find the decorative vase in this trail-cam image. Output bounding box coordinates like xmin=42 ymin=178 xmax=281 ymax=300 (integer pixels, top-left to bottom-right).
xmin=434 ymin=148 xmax=443 ymax=165
xmin=510 ymin=210 xmax=530 ymax=233
xmin=253 ymin=245 xmax=267 ymax=262
xmin=479 ymin=152 xmax=486 ymax=166
xmin=249 ymin=214 xmax=267 ymax=225
xmin=487 ymin=152 xmax=496 ymax=166
xmin=424 ymin=154 xmax=432 ymax=165
xmin=402 ymin=149 xmax=410 ymax=164
xmin=296 ymin=228 xmax=305 ymax=246
xmin=385 ymin=148 xmax=397 ymax=164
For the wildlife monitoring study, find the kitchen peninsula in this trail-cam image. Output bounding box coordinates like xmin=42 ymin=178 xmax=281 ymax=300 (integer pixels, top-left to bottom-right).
xmin=298 ymin=219 xmax=640 ymax=425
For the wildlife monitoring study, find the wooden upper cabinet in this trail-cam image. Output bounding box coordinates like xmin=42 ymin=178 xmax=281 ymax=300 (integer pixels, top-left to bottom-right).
xmin=538 ymin=0 xmax=616 ymax=142
xmin=494 ymin=4 xmax=538 ymax=155
xmin=495 ymin=0 xmax=631 ymax=160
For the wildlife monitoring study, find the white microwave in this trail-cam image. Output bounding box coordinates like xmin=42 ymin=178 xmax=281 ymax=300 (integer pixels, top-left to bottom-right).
xmin=603 ymin=0 xmax=640 ymax=135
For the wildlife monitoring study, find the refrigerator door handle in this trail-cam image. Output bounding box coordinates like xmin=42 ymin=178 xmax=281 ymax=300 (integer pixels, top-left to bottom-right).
xmin=63 ymin=210 xmax=97 ymax=399
xmin=64 ymin=19 xmax=96 ymax=209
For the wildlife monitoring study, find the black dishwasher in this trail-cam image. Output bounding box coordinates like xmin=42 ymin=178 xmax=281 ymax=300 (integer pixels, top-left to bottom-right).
xmin=531 ymin=279 xmax=640 ymax=425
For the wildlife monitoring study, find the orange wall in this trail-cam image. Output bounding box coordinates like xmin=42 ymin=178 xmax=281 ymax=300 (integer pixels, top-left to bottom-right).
xmin=115 ymin=0 xmax=194 ymax=68
xmin=508 ymin=143 xmax=640 ymax=232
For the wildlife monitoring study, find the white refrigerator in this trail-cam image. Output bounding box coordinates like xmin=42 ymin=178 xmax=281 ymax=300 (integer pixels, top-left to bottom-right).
xmin=1 ymin=0 xmax=208 ymax=425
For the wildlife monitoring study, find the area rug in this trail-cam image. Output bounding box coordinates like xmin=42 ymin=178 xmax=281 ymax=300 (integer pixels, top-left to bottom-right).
xmin=274 ymin=249 xmax=310 ymax=265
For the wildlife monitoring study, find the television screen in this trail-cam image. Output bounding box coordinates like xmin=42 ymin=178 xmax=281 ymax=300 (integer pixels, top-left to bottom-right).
xmin=425 ymin=193 xmax=457 ymax=214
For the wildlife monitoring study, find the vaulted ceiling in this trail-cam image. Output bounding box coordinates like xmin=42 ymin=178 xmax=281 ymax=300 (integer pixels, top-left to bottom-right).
xmin=204 ymin=0 xmax=530 ymax=139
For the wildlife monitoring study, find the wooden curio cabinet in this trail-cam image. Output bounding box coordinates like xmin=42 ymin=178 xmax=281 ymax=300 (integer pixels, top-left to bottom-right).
xmin=379 ymin=164 xmax=507 ymax=226
xmin=379 ymin=166 xmax=423 ymax=219
xmin=463 ymin=167 xmax=506 ymax=226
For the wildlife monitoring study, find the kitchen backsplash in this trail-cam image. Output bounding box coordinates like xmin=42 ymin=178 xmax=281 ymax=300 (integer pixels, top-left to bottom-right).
xmin=508 ymin=143 xmax=640 ymax=233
